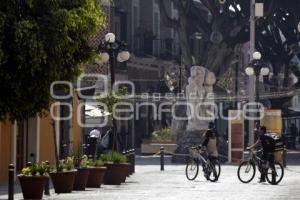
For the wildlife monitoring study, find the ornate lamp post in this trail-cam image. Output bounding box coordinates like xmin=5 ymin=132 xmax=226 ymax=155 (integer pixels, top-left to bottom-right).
xmin=98 ymin=33 xmax=130 ymax=88
xmin=245 ymin=51 xmax=270 ymax=132
xmin=98 ymin=33 xmax=130 ymax=151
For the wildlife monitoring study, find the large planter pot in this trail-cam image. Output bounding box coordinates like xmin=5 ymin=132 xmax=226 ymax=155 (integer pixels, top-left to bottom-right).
xmin=73 ymin=168 xmax=89 ymax=191
xmin=50 ymin=171 xmax=76 ymax=193
xmin=86 ymin=167 xmax=107 ymax=188
xmin=104 ymin=163 xmax=129 ymax=185
xmin=122 ymin=163 xmax=131 ymax=182
xmin=18 ymin=175 xmax=48 ymax=200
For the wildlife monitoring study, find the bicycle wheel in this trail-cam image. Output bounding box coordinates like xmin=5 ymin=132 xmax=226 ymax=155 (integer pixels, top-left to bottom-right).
xmin=207 ymin=161 xmax=220 ymax=182
xmin=185 ymin=157 xmax=199 ymax=180
xmin=266 ymin=161 xmax=284 ymax=185
xmin=237 ymin=161 xmax=256 ymax=183
xmin=214 ymin=160 xmax=221 ymax=178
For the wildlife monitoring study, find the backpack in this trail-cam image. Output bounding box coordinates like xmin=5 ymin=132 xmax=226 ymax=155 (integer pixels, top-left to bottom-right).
xmin=261 ymin=134 xmax=276 ymax=153
xmin=272 ymin=134 xmax=284 ymax=152
xmin=264 ymin=133 xmax=284 ymax=152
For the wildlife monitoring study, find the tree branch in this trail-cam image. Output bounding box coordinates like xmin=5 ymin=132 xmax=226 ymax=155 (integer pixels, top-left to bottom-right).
xmin=184 ymin=0 xmax=192 ymax=15
xmin=189 ymin=7 xmax=211 ymax=37
xmin=157 ymin=0 xmax=180 ymax=28
xmin=199 ymin=0 xmax=220 ymax=17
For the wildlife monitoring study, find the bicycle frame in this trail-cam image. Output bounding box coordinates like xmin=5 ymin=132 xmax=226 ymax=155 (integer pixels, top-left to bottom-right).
xmin=189 ymin=148 xmax=210 ymax=166
xmin=248 ymin=149 xmax=272 ymax=172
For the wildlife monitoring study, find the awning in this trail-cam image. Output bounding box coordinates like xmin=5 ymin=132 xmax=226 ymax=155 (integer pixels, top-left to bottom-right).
xmin=85 ymin=103 xmax=111 ymax=118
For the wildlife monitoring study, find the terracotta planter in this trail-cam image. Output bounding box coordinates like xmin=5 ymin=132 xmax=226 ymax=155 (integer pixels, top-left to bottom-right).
xmin=73 ymin=158 xmax=82 ymax=168
xmin=86 ymin=167 xmax=107 ymax=188
xmin=122 ymin=163 xmax=131 ymax=182
xmin=73 ymin=168 xmax=89 ymax=191
xmin=18 ymin=175 xmax=48 ymax=200
xmin=104 ymin=163 xmax=129 ymax=185
xmin=50 ymin=171 xmax=76 ymax=193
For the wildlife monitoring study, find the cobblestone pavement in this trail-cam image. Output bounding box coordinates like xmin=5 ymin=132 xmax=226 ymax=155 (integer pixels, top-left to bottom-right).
xmin=2 ymin=162 xmax=300 ymax=200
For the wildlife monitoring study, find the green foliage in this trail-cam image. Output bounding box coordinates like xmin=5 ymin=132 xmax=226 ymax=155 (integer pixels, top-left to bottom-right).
xmin=100 ymin=151 xmax=127 ymax=164
xmin=20 ymin=161 xmax=49 ymax=176
xmin=151 ymin=128 xmax=174 ymax=142
xmin=80 ymin=155 xmax=89 ymax=168
xmin=87 ymin=158 xmax=104 ymax=167
xmin=97 ymin=87 xmax=128 ymax=116
xmin=71 ymin=145 xmax=88 ymax=168
xmin=55 ymin=157 xmax=75 ymax=172
xmin=0 ymin=0 xmax=106 ymax=121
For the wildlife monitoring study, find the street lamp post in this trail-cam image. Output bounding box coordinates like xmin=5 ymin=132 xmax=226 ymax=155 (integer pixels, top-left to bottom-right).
xmin=98 ymin=33 xmax=130 ymax=88
xmin=98 ymin=33 xmax=130 ymax=151
xmin=245 ymin=51 xmax=270 ymax=132
xmin=178 ymin=65 xmax=182 ymax=93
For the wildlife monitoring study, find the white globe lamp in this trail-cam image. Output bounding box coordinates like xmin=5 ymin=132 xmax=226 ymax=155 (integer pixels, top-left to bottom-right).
xmin=260 ymin=67 xmax=270 ymax=76
xmin=105 ymin=33 xmax=116 ymax=43
xmin=100 ymin=52 xmax=110 ymax=63
xmin=117 ymin=51 xmax=130 ymax=62
xmin=245 ymin=67 xmax=254 ymax=76
xmin=253 ymin=51 xmax=262 ymax=60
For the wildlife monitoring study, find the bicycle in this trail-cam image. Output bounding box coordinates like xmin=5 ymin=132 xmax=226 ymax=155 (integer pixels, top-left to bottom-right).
xmin=185 ymin=146 xmax=221 ymax=182
xmin=237 ymin=149 xmax=284 ymax=185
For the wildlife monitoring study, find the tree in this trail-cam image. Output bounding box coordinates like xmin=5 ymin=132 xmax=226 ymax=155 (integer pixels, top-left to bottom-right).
xmin=158 ymin=0 xmax=192 ymax=76
xmin=97 ymin=87 xmax=128 ymax=151
xmin=0 ymin=0 xmax=106 ymax=121
xmin=159 ymin=0 xmax=300 ymax=92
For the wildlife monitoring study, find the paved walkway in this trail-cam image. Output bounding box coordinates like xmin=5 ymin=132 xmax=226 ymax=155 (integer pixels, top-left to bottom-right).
xmin=1 ymin=160 xmax=300 ymax=200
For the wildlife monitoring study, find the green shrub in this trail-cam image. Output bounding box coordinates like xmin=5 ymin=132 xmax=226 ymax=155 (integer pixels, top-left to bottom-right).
xmin=54 ymin=157 xmax=75 ymax=172
xmin=20 ymin=161 xmax=49 ymax=176
xmin=151 ymin=128 xmax=174 ymax=142
xmin=100 ymin=152 xmax=127 ymax=164
xmin=80 ymin=155 xmax=89 ymax=168
xmin=87 ymin=159 xmax=104 ymax=167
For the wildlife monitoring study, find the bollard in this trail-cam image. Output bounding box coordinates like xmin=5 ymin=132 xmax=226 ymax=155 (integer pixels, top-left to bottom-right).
xmin=160 ymin=146 xmax=164 ymax=171
xmin=132 ymin=149 xmax=135 ymax=173
xmin=123 ymin=150 xmax=130 ymax=177
xmin=26 ymin=162 xmax=32 ymax=167
xmin=126 ymin=150 xmax=131 ymax=176
xmin=282 ymin=146 xmax=287 ymax=168
xmin=8 ymin=164 xmax=14 ymax=200
xmin=44 ymin=161 xmax=50 ymax=195
xmin=129 ymin=149 xmax=134 ymax=175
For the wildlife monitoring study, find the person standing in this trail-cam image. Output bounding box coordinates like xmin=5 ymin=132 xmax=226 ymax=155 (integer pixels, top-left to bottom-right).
xmin=201 ymin=129 xmax=218 ymax=180
xmin=208 ymin=122 xmax=219 ymax=145
xmin=248 ymin=126 xmax=275 ymax=183
xmin=290 ymin=123 xmax=298 ymax=149
xmin=89 ymin=127 xmax=101 ymax=158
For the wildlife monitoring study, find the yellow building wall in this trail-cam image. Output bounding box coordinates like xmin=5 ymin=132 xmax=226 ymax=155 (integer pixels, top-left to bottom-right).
xmin=39 ymin=114 xmax=56 ymax=165
xmin=39 ymin=97 xmax=82 ymax=165
xmin=0 ymin=120 xmax=13 ymax=181
xmin=0 ymin=96 xmax=82 ymax=179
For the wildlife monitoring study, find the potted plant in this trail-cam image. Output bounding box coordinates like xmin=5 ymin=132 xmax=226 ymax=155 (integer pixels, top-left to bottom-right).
xmin=101 ymin=152 xmax=129 ymax=185
xmin=73 ymin=155 xmax=90 ymax=191
xmin=18 ymin=162 xmax=49 ymax=200
xmin=49 ymin=157 xmax=77 ymax=193
xmin=86 ymin=159 xmax=107 ymax=188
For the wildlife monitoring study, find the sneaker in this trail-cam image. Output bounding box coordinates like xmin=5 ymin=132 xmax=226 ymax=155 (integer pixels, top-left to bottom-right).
xmin=258 ymin=179 xmax=266 ymax=183
xmin=204 ymin=173 xmax=209 ymax=180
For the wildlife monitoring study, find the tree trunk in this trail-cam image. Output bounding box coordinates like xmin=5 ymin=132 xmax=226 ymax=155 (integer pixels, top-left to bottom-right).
xmin=178 ymin=8 xmax=192 ymax=79
xmin=205 ymin=42 xmax=233 ymax=75
xmin=51 ymin=119 xmax=60 ymax=172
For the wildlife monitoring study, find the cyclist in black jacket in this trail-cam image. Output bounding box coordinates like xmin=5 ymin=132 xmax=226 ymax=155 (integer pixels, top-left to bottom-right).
xmin=248 ymin=126 xmax=275 ymax=183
